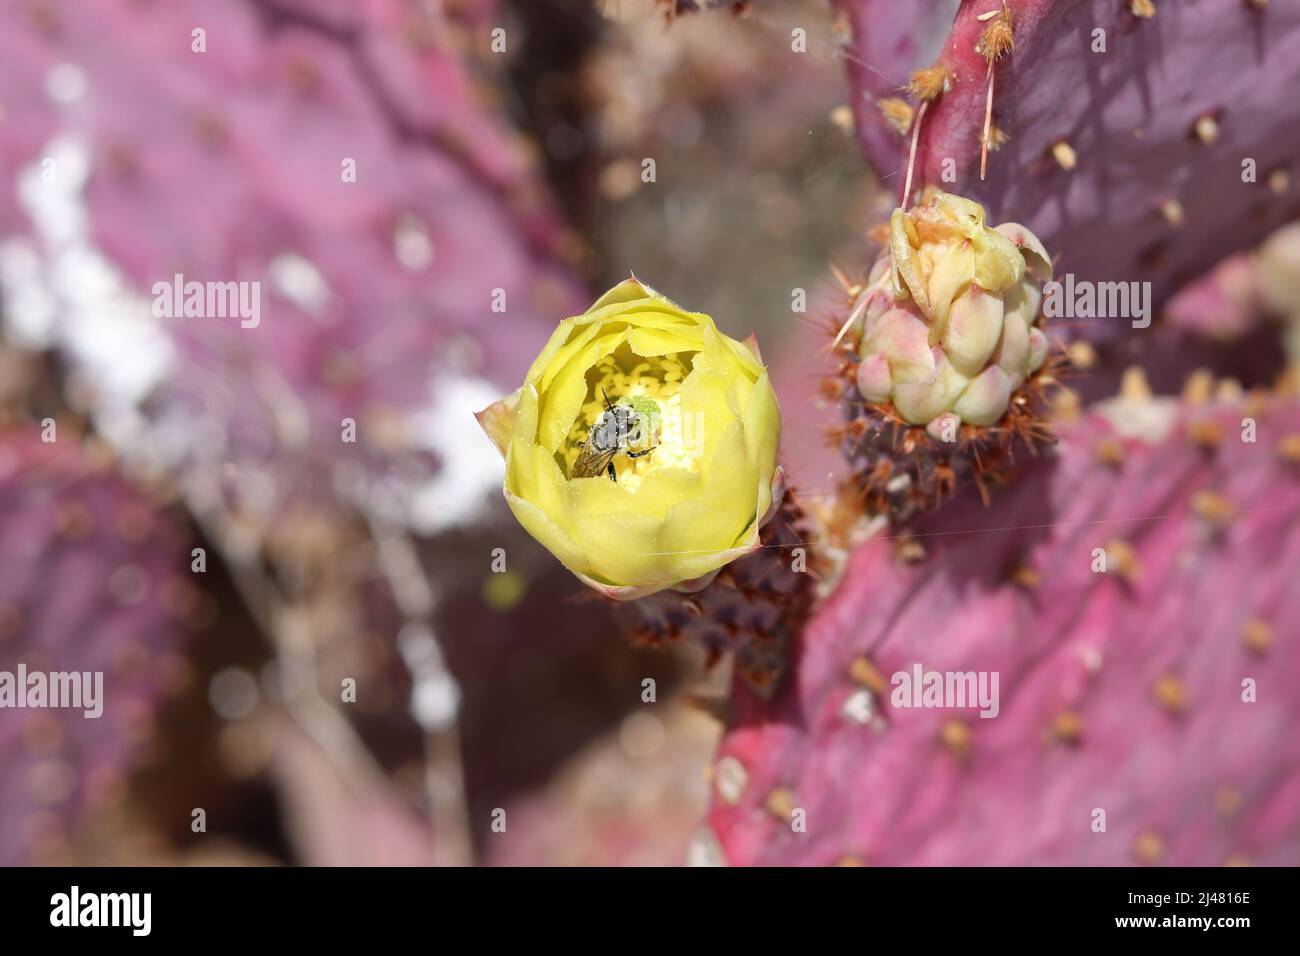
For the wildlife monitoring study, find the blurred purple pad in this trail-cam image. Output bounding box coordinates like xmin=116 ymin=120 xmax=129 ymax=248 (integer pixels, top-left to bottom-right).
xmin=268 ymin=715 xmax=437 ymax=867
xmin=710 ymin=396 xmax=1300 ymax=865
xmin=0 ymin=429 xmax=190 ymax=866
xmin=1164 ymin=253 xmax=1262 ymax=343
xmin=842 ymin=0 xmax=1300 ymax=323
xmin=0 ymin=0 xmax=585 ymax=505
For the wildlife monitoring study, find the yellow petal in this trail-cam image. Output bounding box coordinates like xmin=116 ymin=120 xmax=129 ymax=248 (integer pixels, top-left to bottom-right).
xmin=890 ymin=207 xmax=930 ymax=314
xmin=995 ymin=222 xmax=1053 ymax=282
xmin=926 ymin=240 xmax=976 ymax=343
xmin=474 ymin=387 xmax=521 ymax=457
xmin=972 ymin=226 xmax=1025 ymax=292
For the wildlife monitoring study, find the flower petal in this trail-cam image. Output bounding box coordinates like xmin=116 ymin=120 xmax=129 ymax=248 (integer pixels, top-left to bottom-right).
xmin=942 ymin=286 xmax=1005 ymax=378
xmin=474 ymin=388 xmax=521 ymax=457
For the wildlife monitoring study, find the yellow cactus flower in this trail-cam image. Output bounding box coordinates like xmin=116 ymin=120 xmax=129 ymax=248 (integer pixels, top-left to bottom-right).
xmin=476 ymin=277 xmax=782 ymax=601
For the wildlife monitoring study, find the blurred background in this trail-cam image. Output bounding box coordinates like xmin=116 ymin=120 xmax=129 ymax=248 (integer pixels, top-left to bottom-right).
xmin=0 ymin=0 xmax=884 ymax=866
xmin=3 ymin=0 xmax=1298 ymax=867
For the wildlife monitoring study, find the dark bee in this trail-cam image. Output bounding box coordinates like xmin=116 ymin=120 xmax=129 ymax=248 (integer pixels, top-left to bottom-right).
xmin=571 ymin=389 xmax=656 ymax=482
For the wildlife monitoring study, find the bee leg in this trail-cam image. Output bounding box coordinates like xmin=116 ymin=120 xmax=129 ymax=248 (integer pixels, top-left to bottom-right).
xmin=606 ymin=461 xmax=617 ymax=482
xmin=625 ymin=447 xmax=654 ymax=459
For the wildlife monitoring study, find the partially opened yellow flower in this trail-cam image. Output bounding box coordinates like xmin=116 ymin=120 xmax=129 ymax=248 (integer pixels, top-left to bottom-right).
xmin=476 ymin=277 xmax=782 ymax=600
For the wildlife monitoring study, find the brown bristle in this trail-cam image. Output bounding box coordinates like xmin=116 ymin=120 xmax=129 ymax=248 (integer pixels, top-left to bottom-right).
xmin=876 ymin=97 xmax=914 ymax=136
xmin=1131 ymin=0 xmax=1156 ymax=18
xmin=820 ymin=376 xmax=846 ymax=403
xmin=1277 ymin=433 xmax=1300 ymax=466
xmin=979 ymin=14 xmax=1015 ymax=63
xmin=939 ymin=720 xmax=971 ymax=759
xmin=1214 ymin=786 xmax=1243 ymax=819
xmin=1133 ymin=830 xmax=1165 ymax=864
xmin=892 ymin=534 xmax=927 ymax=564
xmin=1242 ymin=618 xmax=1274 ymax=655
xmin=838 ymin=348 xmax=1061 ymax=520
xmin=1242 ymin=388 xmax=1271 ymax=420
xmin=849 ymin=656 xmax=889 ymax=696
xmin=1187 ymin=418 xmax=1223 ymax=450
xmin=765 ymin=787 xmax=797 ymax=820
xmin=1095 ymin=437 xmax=1126 ymax=467
xmin=1152 ymin=674 xmax=1188 ymax=716
xmin=1106 ymin=539 xmax=1142 ymax=582
xmin=1191 ymin=489 xmax=1235 ymax=531
xmin=907 ymin=65 xmax=949 ymax=101
xmin=1048 ymin=710 xmax=1084 ymax=746
xmin=1182 ymin=368 xmax=1215 ymax=405
xmin=1009 ymin=561 xmax=1040 ymax=590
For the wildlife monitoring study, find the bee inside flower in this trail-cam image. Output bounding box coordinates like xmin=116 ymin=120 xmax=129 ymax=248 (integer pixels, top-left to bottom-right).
xmin=475 ymin=277 xmax=782 ymax=600
xmin=560 ymin=346 xmax=703 ymax=491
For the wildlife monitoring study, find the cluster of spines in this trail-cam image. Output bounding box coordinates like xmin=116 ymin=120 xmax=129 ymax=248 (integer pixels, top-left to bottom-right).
xmin=626 ymin=492 xmax=815 ymax=699
xmin=820 ymin=276 xmax=1067 ymax=521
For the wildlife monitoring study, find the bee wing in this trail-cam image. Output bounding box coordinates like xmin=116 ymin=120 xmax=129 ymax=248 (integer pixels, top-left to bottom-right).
xmin=570 ymin=440 xmax=618 ymax=479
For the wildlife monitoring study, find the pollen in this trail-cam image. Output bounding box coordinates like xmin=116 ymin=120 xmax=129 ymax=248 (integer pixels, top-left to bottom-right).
xmin=562 ymin=346 xmax=700 ymax=489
